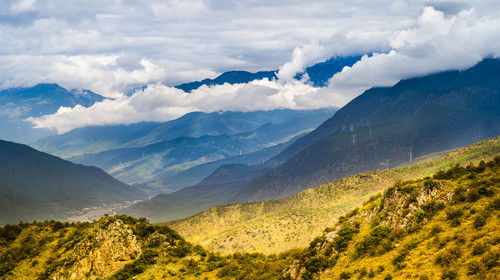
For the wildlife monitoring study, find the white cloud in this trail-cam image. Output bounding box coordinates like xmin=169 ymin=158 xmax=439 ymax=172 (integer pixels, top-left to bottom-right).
xmin=0 ymin=55 xmax=165 ymax=98
xmin=11 ymin=0 xmax=36 ymax=13
xmin=326 ymin=7 xmax=500 ymax=98
xmin=29 ymin=80 xmax=328 ymax=133
xmin=27 ymin=5 xmax=500 ymax=133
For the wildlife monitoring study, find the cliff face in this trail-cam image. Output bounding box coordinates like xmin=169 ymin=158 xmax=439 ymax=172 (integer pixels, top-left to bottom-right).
xmin=50 ymin=219 xmax=142 ymax=280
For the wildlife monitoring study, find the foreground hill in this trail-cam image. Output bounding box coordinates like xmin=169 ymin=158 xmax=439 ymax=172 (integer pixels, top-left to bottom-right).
xmin=284 ymin=155 xmax=499 ymax=280
xmin=0 ymin=83 xmax=106 ymax=143
xmin=0 ymin=140 xmax=145 ymax=225
xmin=1 ymin=156 xmax=498 ymax=279
xmin=167 ymin=137 xmax=500 ymax=254
xmin=123 ymin=164 xmax=270 ymax=221
xmin=240 ymin=58 xmax=500 ymax=202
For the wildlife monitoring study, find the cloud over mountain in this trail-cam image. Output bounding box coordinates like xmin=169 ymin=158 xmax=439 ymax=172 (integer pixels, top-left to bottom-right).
xmin=27 ymin=5 xmax=500 ymax=133
xmin=6 ymin=0 xmax=500 ymax=96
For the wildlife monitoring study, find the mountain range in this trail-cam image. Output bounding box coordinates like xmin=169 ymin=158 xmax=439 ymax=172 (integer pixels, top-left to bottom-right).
xmin=175 ymin=55 xmax=361 ymax=92
xmin=35 ymin=108 xmax=335 ymax=193
xmin=1 ymin=144 xmax=497 ymax=280
xmin=0 ymin=83 xmax=106 ymax=143
xmin=121 ymin=58 xmax=500 ymax=222
xmin=235 ymin=58 xmax=500 ymax=201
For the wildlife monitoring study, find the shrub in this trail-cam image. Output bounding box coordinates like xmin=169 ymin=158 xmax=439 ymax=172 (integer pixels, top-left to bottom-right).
xmin=435 ymin=246 xmax=461 ymax=266
xmin=332 ymin=223 xmax=360 ymax=253
xmin=472 ymin=242 xmax=488 ymax=255
xmin=0 ymin=224 xmax=22 ymax=242
xmin=481 ymin=252 xmax=498 ymax=269
xmin=356 ymin=225 xmax=392 ymax=256
xmin=467 ymin=261 xmax=481 ymax=275
xmin=441 ymin=270 xmax=458 ymax=279
xmin=473 ymin=214 xmax=487 ymax=229
xmin=339 ymin=271 xmax=351 ymax=280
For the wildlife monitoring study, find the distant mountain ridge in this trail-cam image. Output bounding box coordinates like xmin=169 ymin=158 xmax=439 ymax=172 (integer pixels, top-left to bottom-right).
xmin=0 ymin=139 xmax=145 ymax=224
xmin=66 ymin=108 xmax=336 ymax=192
xmin=0 ymin=83 xmax=106 ymax=143
xmin=175 ymin=56 xmax=361 ymax=92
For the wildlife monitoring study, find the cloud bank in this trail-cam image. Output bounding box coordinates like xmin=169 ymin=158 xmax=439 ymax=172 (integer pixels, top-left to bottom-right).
xmin=28 ymin=6 xmax=500 ymax=133
xmin=3 ymin=0 xmax=482 ymax=96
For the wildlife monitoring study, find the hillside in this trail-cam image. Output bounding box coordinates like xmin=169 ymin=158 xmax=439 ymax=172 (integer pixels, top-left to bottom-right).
xmin=285 ymin=155 xmax=500 ymax=280
xmin=123 ymin=164 xmax=270 ymax=221
xmin=1 ymin=156 xmax=498 ymax=280
xmin=0 ymin=83 xmax=106 ymax=143
xmin=0 ymin=215 xmax=297 ymax=280
xmin=0 ymin=140 xmax=145 ymax=225
xmin=242 ymin=58 xmax=500 ymax=202
xmin=167 ymin=137 xmax=500 ymax=254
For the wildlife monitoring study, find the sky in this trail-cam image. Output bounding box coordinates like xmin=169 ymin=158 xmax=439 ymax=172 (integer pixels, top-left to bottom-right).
xmin=2 ymin=0 xmax=500 ymax=132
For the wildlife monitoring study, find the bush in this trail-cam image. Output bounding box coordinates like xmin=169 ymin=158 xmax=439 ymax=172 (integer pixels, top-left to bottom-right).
xmin=473 ymin=214 xmax=487 ymax=229
xmin=435 ymin=247 xmax=461 ymax=266
xmin=356 ymin=225 xmax=392 ymax=256
xmin=332 ymin=223 xmax=360 ymax=253
xmin=0 ymin=224 xmax=22 ymax=242
xmin=446 ymin=209 xmax=463 ymax=227
xmin=339 ymin=271 xmax=351 ymax=280
xmin=441 ymin=270 xmax=458 ymax=279
xmin=472 ymin=242 xmax=488 ymax=255
xmin=467 ymin=261 xmax=481 ymax=275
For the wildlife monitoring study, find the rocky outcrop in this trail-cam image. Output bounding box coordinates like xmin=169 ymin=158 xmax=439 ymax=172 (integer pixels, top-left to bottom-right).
xmin=51 ymin=219 xmax=142 ymax=280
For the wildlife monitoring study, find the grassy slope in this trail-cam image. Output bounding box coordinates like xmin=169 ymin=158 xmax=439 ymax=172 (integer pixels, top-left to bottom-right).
xmin=168 ymin=137 xmax=500 ymax=254
xmin=0 ymin=216 xmax=296 ymax=280
xmin=1 ymin=151 xmax=498 ymax=280
xmin=287 ymin=155 xmax=500 ymax=280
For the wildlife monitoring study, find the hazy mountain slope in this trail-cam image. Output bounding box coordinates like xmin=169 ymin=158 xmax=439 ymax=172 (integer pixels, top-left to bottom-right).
xmin=150 ymin=138 xmax=292 ymax=190
xmin=124 ymin=109 xmax=336 ymax=148
xmin=271 ymin=58 xmax=500 ymax=165
xmin=123 ymin=164 xmax=269 ymax=221
xmin=0 ymin=83 xmax=106 ymax=143
xmin=31 ymin=122 xmax=161 ymax=158
xmin=174 ymin=56 xmax=361 ymax=92
xmin=0 ymin=140 xmax=145 ymax=225
xmin=285 ymin=156 xmax=499 ymax=280
xmin=242 ymin=58 xmax=500 ymax=201
xmin=32 ymin=109 xmax=319 ymax=158
xmin=168 ymin=137 xmax=500 ymax=254
xmin=70 ymin=109 xmax=335 ymax=189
